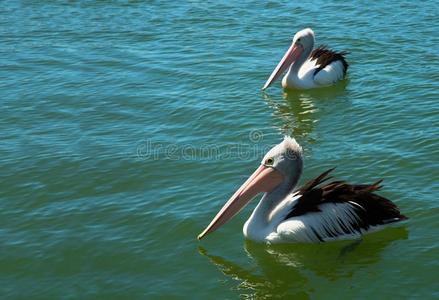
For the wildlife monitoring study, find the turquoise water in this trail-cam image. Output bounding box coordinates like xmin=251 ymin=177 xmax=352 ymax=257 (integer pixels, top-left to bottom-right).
xmin=1 ymin=1 xmax=438 ymax=299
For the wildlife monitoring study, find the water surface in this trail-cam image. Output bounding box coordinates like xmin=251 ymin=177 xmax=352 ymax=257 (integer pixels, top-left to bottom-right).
xmin=1 ymin=1 xmax=438 ymax=299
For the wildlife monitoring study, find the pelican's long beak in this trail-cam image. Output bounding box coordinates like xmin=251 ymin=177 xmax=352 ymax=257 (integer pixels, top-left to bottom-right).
xmin=262 ymin=43 xmax=304 ymax=90
xmin=197 ymin=165 xmax=284 ymax=240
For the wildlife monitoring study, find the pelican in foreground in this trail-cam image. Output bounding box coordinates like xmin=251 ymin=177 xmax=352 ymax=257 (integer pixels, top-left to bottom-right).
xmin=198 ymin=137 xmax=407 ymax=243
xmin=262 ymin=28 xmax=348 ymax=90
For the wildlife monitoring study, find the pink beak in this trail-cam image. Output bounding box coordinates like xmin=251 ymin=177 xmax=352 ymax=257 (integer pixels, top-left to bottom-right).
xmin=197 ymin=165 xmax=284 ymax=240
xmin=262 ymin=43 xmax=304 ymax=90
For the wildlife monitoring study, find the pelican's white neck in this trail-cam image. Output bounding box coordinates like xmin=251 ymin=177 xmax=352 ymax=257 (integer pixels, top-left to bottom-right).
xmin=282 ymin=48 xmax=312 ymax=85
xmin=282 ymin=44 xmax=314 ymax=89
xmin=243 ymin=171 xmax=302 ymax=241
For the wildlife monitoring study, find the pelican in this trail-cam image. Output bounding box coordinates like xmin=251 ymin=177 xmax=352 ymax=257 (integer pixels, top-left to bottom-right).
xmin=198 ymin=137 xmax=407 ymax=243
xmin=262 ymin=28 xmax=348 ymax=90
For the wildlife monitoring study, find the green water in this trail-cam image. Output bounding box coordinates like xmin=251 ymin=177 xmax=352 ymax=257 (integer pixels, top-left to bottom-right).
xmin=1 ymin=1 xmax=438 ymax=299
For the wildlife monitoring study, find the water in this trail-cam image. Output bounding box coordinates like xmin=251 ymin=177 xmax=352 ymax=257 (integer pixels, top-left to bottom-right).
xmin=1 ymin=1 xmax=438 ymax=299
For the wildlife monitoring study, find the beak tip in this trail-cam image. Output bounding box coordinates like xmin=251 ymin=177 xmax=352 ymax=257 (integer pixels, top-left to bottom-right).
xmin=197 ymin=233 xmax=204 ymax=240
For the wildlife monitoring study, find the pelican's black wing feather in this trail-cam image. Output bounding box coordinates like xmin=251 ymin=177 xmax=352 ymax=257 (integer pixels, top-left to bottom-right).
xmin=286 ymin=169 xmax=408 ymax=229
xmin=310 ymin=45 xmax=349 ymax=77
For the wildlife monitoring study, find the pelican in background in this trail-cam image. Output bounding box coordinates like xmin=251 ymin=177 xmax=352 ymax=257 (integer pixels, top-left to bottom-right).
xmin=198 ymin=137 xmax=407 ymax=243
xmin=262 ymin=28 xmax=349 ymax=90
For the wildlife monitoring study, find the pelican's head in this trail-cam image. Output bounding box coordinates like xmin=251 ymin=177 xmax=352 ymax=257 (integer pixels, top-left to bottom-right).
xmin=261 ymin=136 xmax=303 ymax=182
xmin=197 ymin=136 xmax=303 ymax=240
xmin=292 ymin=28 xmax=315 ymax=52
xmin=262 ymin=28 xmax=315 ymax=90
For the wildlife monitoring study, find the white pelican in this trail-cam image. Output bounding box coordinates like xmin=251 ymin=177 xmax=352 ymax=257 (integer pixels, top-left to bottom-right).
xmin=262 ymin=28 xmax=349 ymax=90
xmin=198 ymin=137 xmax=407 ymax=243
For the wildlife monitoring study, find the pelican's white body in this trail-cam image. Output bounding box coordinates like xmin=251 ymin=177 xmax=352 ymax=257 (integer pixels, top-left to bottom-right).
xmin=282 ymin=59 xmax=346 ymax=90
xmin=243 ymin=192 xmax=383 ymax=244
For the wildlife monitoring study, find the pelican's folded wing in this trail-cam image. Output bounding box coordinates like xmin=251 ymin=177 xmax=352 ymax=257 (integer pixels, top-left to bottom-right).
xmin=310 ymin=45 xmax=349 ymax=86
xmin=274 ymin=170 xmax=407 ymax=243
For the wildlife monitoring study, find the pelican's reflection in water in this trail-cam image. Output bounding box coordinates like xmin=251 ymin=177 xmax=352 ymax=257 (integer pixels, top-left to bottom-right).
xmin=262 ymin=82 xmax=349 ymax=144
xmin=199 ymin=227 xmax=407 ymax=299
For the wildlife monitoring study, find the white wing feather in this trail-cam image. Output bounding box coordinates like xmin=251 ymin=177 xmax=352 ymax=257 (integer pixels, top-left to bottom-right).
xmin=313 ymin=60 xmax=345 ymax=86
xmin=269 ymin=202 xmax=364 ymax=243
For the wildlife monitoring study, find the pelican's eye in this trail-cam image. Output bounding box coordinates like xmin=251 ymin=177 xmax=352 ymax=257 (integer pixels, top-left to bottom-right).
xmin=265 ymin=158 xmax=274 ymax=166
